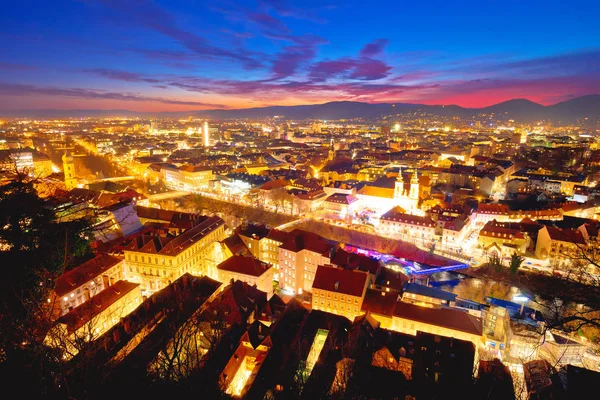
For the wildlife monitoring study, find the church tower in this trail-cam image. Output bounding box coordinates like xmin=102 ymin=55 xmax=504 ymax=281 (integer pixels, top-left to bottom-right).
xmin=328 ymin=138 xmax=335 ymax=161
xmin=394 ymin=167 xmax=404 ymax=199
xmin=409 ymin=169 xmax=419 ymax=200
xmin=62 ymin=151 xmax=77 ymax=190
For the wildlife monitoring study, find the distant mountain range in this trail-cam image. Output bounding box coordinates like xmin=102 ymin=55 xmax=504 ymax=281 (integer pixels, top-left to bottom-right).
xmin=3 ymin=94 xmax=600 ymax=124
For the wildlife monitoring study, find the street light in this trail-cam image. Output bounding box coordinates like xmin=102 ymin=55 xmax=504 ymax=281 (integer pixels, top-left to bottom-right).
xmin=512 ymin=294 xmax=529 ymax=315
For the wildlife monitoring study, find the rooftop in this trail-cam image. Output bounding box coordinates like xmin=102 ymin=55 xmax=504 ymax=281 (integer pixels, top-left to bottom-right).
xmin=57 ymin=280 xmax=140 ymax=334
xmin=312 ymin=265 xmax=369 ymax=297
xmin=217 ymin=255 xmax=271 ymax=277
xmin=54 ymin=254 xmax=122 ymax=297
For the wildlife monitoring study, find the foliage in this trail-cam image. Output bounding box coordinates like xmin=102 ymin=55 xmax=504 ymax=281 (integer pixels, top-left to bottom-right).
xmin=487 ymin=251 xmax=503 ymax=272
xmin=0 ymin=177 xmax=93 ymax=395
xmin=509 ymin=253 xmax=525 ymax=275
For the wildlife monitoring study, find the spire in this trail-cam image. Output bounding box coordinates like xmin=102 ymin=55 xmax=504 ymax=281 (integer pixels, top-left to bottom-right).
xmin=409 ymin=168 xmax=419 ymax=200
xmin=411 ymin=168 xmax=419 ymax=184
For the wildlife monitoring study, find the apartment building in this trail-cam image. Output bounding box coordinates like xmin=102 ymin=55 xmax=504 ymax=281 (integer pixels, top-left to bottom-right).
xmin=311 ymin=265 xmax=370 ymax=321
xmin=123 ymin=216 xmax=226 ymax=294
xmin=49 ymin=254 xmax=124 ymax=318
xmin=217 ymin=255 xmax=275 ymax=299
xmin=379 ymin=208 xmax=437 ymax=240
xmin=278 ymin=229 xmax=334 ymax=294
xmin=44 ymin=280 xmax=142 ymax=359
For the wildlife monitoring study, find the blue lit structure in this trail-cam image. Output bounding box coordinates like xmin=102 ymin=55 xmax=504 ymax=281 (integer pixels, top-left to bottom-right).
xmin=344 ymin=245 xmax=468 ymax=276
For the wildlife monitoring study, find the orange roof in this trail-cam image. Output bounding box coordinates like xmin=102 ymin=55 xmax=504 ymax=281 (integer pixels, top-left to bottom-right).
xmin=357 ymin=185 xmax=395 ymax=199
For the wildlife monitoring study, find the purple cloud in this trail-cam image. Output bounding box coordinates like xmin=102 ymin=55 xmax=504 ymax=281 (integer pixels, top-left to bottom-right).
xmin=309 ymin=58 xmax=392 ymax=81
xmin=82 ymin=68 xmax=162 ymax=83
xmin=249 ymin=12 xmax=290 ymax=34
xmin=359 ymin=39 xmax=389 ymax=58
xmin=99 ymin=0 xmax=263 ymax=69
xmin=0 ymin=83 xmax=225 ymax=107
xmin=259 ymin=0 xmax=328 ymax=23
xmin=308 ymin=39 xmax=393 ymax=82
xmin=0 ymin=63 xmax=38 ymax=71
xmin=271 ymin=44 xmax=319 ymax=78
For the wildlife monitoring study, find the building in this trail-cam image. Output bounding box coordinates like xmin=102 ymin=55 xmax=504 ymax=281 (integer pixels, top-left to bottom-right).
xmin=123 ymin=216 xmax=226 ymax=294
xmin=401 ymin=283 xmax=458 ymax=308
xmin=220 ymin=322 xmax=272 ymax=398
xmin=63 ymin=151 xmax=77 ymax=190
xmin=478 ymin=220 xmax=528 ymax=257
xmin=535 ymin=225 xmax=586 ymax=260
xmin=278 ymin=229 xmax=334 ymax=294
xmin=163 ymin=164 xmax=213 ymax=191
xmin=93 ymin=201 xmax=143 ymax=242
xmin=379 ymin=208 xmax=437 ymax=241
xmin=48 ymin=254 xmax=124 ymax=318
xmin=311 ymin=265 xmax=370 ymax=321
xmin=362 ymin=289 xmax=483 ymax=347
xmin=203 ymin=121 xmax=210 ymax=147
xmin=0 ymin=148 xmax=53 ymax=178
xmin=217 ymin=255 xmax=275 ymax=299
xmin=357 ymin=170 xmax=420 ymax=214
xmin=323 ymin=193 xmax=359 ymax=218
xmin=541 ymin=331 xmax=586 ymax=366
xmin=237 ymin=224 xmax=291 ymax=275
xmin=44 ymin=280 xmax=142 ymax=359
xmin=391 ymin=301 xmax=483 ymax=347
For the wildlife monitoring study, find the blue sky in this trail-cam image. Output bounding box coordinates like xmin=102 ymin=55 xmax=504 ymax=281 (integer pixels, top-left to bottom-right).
xmin=0 ymin=0 xmax=599 ymax=111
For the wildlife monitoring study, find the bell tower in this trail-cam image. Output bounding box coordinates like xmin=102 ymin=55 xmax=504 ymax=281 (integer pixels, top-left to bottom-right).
xmin=394 ymin=167 xmax=404 ymax=199
xmin=62 ymin=151 xmax=77 ymax=190
xmin=409 ymin=169 xmax=419 ymax=200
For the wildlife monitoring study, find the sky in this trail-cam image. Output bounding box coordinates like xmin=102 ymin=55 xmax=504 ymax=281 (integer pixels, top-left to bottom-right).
xmin=0 ymin=0 xmax=599 ymax=112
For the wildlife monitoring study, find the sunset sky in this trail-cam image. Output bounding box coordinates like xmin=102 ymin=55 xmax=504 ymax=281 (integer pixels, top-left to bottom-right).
xmin=1 ymin=0 xmax=599 ymax=112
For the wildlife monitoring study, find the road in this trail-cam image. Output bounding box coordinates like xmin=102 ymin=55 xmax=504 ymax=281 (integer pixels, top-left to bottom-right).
xmin=147 ymin=191 xmax=191 ymax=202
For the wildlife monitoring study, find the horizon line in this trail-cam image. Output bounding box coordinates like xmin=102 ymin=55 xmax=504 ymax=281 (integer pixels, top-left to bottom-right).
xmin=1 ymin=94 xmax=598 ymax=117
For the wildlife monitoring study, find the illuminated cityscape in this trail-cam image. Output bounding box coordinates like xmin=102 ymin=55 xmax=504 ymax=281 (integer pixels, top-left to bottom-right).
xmin=1 ymin=1 xmax=600 ymax=399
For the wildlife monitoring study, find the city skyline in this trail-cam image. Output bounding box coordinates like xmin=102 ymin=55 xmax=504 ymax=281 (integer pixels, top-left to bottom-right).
xmin=1 ymin=0 xmax=600 ymax=112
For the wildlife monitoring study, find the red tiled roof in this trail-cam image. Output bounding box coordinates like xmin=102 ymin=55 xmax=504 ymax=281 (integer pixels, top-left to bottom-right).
xmin=477 ymin=204 xmax=510 ymax=214
xmin=357 ymin=185 xmax=395 ymax=199
xmin=361 ymin=288 xmax=398 ymax=315
xmin=479 ymin=220 xmax=525 ymax=239
xmin=381 ymin=210 xmax=436 ymax=227
xmin=260 ymin=179 xmax=290 ymax=190
xmin=312 ymin=265 xmax=369 ymax=297
xmin=393 ymin=301 xmax=482 ymax=336
xmin=217 ymin=255 xmax=271 ymax=277
xmin=57 ymin=280 xmax=139 ymax=334
xmin=54 ymin=254 xmax=122 ymax=297
xmin=266 ymin=228 xmax=292 ymax=243
xmin=325 ymin=193 xmax=358 ymax=205
xmin=279 ymin=229 xmax=333 ymax=255
xmin=546 ymin=226 xmax=586 ymax=245
xmin=125 ymin=216 xmax=224 ymax=255
xmin=330 ymin=248 xmax=380 ymax=275
xmin=179 ymin=164 xmax=212 ymax=173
